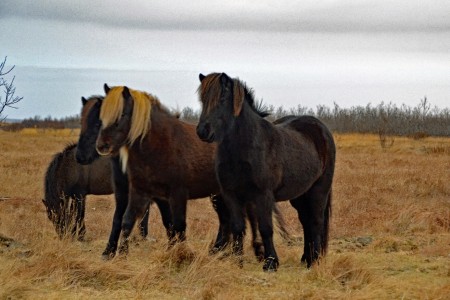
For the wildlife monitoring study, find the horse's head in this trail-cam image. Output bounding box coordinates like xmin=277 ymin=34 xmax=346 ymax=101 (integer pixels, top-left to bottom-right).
xmin=197 ymin=73 xmax=270 ymax=143
xmin=76 ymin=95 xmax=103 ymax=164
xmin=196 ymin=73 xmax=236 ymax=143
xmin=96 ymin=85 xmax=135 ymax=156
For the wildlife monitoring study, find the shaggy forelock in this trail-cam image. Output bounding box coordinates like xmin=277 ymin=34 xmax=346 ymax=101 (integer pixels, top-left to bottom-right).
xmin=198 ymin=73 xmax=223 ymax=113
xmin=100 ymin=86 xmax=161 ymax=145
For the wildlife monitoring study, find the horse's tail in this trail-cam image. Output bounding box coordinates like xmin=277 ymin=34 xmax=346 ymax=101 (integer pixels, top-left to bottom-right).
xmin=44 ymin=144 xmax=77 ymax=212
xmin=321 ymin=188 xmax=332 ymax=255
xmin=44 ymin=151 xmax=65 ymax=212
xmin=273 ymin=203 xmax=296 ymax=245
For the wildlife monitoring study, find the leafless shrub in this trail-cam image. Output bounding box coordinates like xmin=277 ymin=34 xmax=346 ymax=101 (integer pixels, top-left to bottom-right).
xmin=0 ymin=57 xmax=23 ymax=121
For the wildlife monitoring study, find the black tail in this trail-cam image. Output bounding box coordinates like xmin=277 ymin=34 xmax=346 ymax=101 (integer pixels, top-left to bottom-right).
xmin=273 ymin=203 xmax=296 ymax=245
xmin=44 ymin=150 xmax=66 ymax=213
xmin=321 ymin=188 xmax=332 ymax=255
xmin=43 ymin=143 xmax=77 ymax=219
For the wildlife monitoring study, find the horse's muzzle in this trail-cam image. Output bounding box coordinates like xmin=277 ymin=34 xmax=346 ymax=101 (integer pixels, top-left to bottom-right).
xmin=196 ymin=122 xmax=215 ymax=143
xmin=96 ymin=143 xmax=113 ymax=156
xmin=75 ymin=150 xmax=95 ymax=165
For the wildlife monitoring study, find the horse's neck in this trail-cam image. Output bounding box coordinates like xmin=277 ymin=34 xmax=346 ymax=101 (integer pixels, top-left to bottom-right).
xmin=148 ymin=106 xmax=177 ymax=132
xmin=221 ymin=106 xmax=265 ymax=158
xmin=132 ymin=106 xmax=177 ymax=152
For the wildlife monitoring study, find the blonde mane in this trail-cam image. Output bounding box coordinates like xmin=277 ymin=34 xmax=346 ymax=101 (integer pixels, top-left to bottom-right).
xmin=100 ymin=86 xmax=160 ymax=145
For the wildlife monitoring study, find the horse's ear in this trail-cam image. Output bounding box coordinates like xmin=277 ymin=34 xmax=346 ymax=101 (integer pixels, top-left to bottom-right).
xmin=122 ymin=87 xmax=133 ymax=116
xmin=122 ymin=86 xmax=131 ymax=100
xmin=199 ymin=73 xmax=205 ymax=82
xmin=233 ymin=81 xmax=245 ymax=117
xmin=81 ymin=97 xmax=87 ymax=106
xmin=220 ymin=73 xmax=230 ymax=85
xmin=104 ymin=83 xmax=110 ymax=94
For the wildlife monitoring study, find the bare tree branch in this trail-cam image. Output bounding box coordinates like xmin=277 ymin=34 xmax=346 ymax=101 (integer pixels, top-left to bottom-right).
xmin=0 ymin=56 xmax=23 ymax=121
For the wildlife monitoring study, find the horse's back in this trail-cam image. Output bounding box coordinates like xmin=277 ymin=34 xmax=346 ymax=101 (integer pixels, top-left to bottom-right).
xmin=276 ymin=115 xmax=335 ymax=164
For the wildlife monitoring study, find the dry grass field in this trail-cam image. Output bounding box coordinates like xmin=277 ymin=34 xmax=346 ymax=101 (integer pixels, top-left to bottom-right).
xmin=0 ymin=129 xmax=449 ymax=299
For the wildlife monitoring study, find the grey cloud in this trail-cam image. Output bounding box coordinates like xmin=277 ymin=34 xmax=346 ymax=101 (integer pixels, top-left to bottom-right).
xmin=1 ymin=0 xmax=449 ymax=32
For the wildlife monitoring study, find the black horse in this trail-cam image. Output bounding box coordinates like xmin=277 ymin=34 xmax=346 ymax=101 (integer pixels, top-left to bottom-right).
xmin=43 ymin=143 xmax=150 ymax=240
xmin=76 ymin=95 xmax=173 ymax=258
xmin=197 ymin=73 xmax=336 ymax=271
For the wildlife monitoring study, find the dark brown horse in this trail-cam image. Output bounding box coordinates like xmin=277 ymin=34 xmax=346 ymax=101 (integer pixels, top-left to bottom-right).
xmin=95 ymin=85 xmax=292 ymax=258
xmin=197 ymin=73 xmax=336 ymax=271
xmin=42 ymin=143 xmax=151 ymax=240
xmin=75 ymin=95 xmax=173 ymax=258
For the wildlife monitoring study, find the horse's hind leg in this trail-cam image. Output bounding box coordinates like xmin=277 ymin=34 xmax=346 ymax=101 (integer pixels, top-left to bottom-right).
xmin=153 ymin=197 xmax=173 ymax=239
xmin=210 ymin=194 xmax=231 ymax=254
xmin=290 ymin=195 xmax=311 ymax=265
xmin=290 ymin=182 xmax=331 ymax=267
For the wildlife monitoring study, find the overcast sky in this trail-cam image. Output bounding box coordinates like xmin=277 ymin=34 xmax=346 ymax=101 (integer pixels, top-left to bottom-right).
xmin=2 ymin=0 xmax=450 ymax=32
xmin=1 ymin=1 xmax=449 ymax=118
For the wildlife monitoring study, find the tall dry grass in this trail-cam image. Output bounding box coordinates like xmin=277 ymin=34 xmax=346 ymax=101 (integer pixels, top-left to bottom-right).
xmin=0 ymin=130 xmax=449 ymax=299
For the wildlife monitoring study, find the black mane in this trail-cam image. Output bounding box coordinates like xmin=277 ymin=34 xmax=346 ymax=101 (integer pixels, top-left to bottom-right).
xmin=235 ymin=79 xmax=271 ymax=118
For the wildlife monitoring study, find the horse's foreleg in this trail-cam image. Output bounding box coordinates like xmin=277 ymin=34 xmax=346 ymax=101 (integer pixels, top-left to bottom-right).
xmin=102 ymin=189 xmax=128 ymax=259
xmin=224 ymin=192 xmax=246 ymax=267
xmin=210 ymin=194 xmax=231 ymax=254
xmin=118 ymin=188 xmax=150 ymax=255
xmin=153 ymin=198 xmax=173 ymax=239
xmin=168 ymin=189 xmax=188 ymax=246
xmin=255 ymin=193 xmax=279 ymax=272
xmin=102 ymin=164 xmax=129 ymax=260
xmin=246 ymin=202 xmax=264 ymax=262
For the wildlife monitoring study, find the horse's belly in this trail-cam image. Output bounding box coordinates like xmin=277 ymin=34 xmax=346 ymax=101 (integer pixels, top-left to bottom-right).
xmin=273 ymin=167 xmax=321 ymax=201
xmin=274 ymin=183 xmax=313 ymax=201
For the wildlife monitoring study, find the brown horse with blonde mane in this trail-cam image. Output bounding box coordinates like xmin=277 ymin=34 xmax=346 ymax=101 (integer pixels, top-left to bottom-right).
xmin=75 ymin=95 xmax=173 ymax=259
xmin=95 ymin=85 xmax=292 ymax=257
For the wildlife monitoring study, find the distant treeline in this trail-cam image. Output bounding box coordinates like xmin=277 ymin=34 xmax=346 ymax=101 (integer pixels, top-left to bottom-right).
xmin=1 ymin=98 xmax=449 ymax=137
xmin=180 ymin=98 xmax=449 ymax=137
xmin=1 ymin=115 xmax=80 ymax=132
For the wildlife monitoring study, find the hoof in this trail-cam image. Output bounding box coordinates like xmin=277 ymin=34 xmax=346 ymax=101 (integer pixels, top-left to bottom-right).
xmin=301 ymin=253 xmax=307 ymax=263
xmin=209 ymin=242 xmax=228 ymax=255
xmin=253 ymin=242 xmax=264 ymax=262
xmin=101 ymin=252 xmax=115 ymax=261
xmin=263 ymin=256 xmax=279 ymax=272
xmin=234 ymin=256 xmax=244 ymax=269
xmin=209 ymin=246 xmax=221 ymax=255
xmin=118 ymin=246 xmax=129 ymax=256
